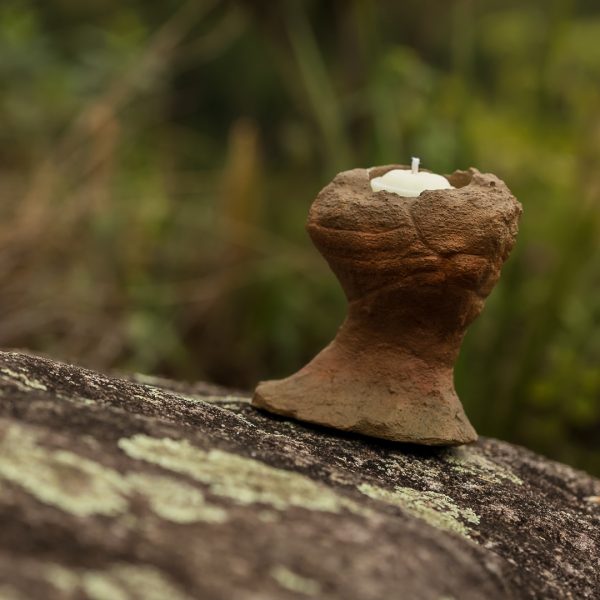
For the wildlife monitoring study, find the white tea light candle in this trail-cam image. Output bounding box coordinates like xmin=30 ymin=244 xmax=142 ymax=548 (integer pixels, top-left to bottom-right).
xmin=370 ymin=157 xmax=453 ymax=197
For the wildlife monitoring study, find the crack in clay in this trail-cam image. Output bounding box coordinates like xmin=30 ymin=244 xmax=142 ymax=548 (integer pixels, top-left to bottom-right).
xmin=406 ymin=205 xmax=443 ymax=258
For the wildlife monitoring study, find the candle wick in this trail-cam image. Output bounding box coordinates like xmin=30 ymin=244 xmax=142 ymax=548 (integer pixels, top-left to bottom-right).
xmin=411 ymin=157 xmax=420 ymax=174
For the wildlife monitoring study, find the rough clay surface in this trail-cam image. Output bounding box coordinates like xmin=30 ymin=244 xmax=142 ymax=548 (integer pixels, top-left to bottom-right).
xmin=253 ymin=166 xmax=522 ymax=445
xmin=1 ymin=350 xmax=599 ymax=600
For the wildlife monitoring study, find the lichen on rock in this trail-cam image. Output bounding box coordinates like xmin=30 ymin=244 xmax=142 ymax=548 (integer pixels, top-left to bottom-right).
xmin=0 ymin=423 xmax=130 ymax=518
xmin=43 ymin=562 xmax=192 ymax=600
xmin=358 ymin=483 xmax=479 ymax=538
xmin=125 ymin=473 xmax=228 ymax=524
xmin=444 ymin=446 xmax=523 ymax=486
xmin=271 ymin=566 xmax=321 ymax=596
xmin=118 ymin=434 xmax=371 ymax=517
xmin=0 ymin=423 xmax=228 ymax=525
xmin=0 ymin=585 xmax=28 ymax=600
xmin=0 ymin=366 xmax=48 ymax=392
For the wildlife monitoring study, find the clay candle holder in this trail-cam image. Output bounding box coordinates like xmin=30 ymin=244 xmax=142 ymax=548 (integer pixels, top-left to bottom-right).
xmin=252 ymin=165 xmax=522 ymax=445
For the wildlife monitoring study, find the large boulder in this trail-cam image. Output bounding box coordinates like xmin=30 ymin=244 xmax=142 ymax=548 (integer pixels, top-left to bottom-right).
xmin=0 ymin=350 xmax=598 ymax=599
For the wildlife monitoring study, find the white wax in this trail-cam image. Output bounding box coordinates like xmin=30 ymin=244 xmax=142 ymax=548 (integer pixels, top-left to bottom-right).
xmin=370 ymin=165 xmax=453 ymax=197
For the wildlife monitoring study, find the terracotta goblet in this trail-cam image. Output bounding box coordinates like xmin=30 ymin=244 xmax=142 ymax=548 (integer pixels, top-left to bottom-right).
xmin=253 ymin=165 xmax=522 ymax=445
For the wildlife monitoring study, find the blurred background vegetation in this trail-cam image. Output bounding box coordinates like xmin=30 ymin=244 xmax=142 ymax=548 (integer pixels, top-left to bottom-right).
xmin=1 ymin=0 xmax=599 ymax=473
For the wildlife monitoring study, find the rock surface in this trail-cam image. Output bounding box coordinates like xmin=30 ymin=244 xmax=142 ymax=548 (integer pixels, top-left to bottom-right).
xmin=1 ymin=350 xmax=599 ymax=599
xmin=253 ymin=166 xmax=522 ymax=445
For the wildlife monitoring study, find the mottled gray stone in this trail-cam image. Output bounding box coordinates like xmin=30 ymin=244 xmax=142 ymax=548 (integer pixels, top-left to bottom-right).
xmin=0 ymin=350 xmax=599 ymax=599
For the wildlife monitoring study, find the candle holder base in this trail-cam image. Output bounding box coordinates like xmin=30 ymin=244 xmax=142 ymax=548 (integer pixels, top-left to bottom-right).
xmin=253 ymin=343 xmax=477 ymax=446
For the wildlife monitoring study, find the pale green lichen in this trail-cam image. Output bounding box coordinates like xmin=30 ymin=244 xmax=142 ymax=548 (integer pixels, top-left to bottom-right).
xmin=126 ymin=473 xmax=227 ymax=524
xmin=257 ymin=510 xmax=280 ymax=523
xmin=358 ymin=483 xmax=479 ymax=538
xmin=0 ymin=425 xmax=130 ymax=517
xmin=44 ymin=563 xmax=82 ymax=594
xmin=67 ymin=395 xmax=97 ymax=407
xmin=1 ymin=421 xmax=484 ymax=539
xmin=118 ymin=434 xmax=370 ymax=516
xmin=130 ymin=373 xmax=178 ymax=387
xmin=43 ymin=562 xmax=192 ymax=600
xmin=78 ymin=573 xmax=128 ymax=600
xmin=131 ymin=373 xmax=249 ymax=406
xmin=445 ymin=447 xmax=523 ymax=486
xmin=271 ymin=566 xmax=321 ymax=596
xmin=89 ymin=565 xmax=191 ymax=600
xmin=0 ymin=585 xmax=28 ymax=600
xmin=0 ymin=366 xmax=47 ymax=392
xmin=196 ymin=394 xmax=250 ymax=405
xmin=0 ymin=423 xmax=227 ymax=524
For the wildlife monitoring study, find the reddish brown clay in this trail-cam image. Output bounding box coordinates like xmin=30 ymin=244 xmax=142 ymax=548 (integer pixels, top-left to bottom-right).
xmin=252 ymin=166 xmax=522 ymax=445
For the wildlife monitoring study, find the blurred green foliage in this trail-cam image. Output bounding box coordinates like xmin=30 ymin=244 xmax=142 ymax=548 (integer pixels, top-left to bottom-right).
xmin=0 ymin=0 xmax=599 ymax=473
